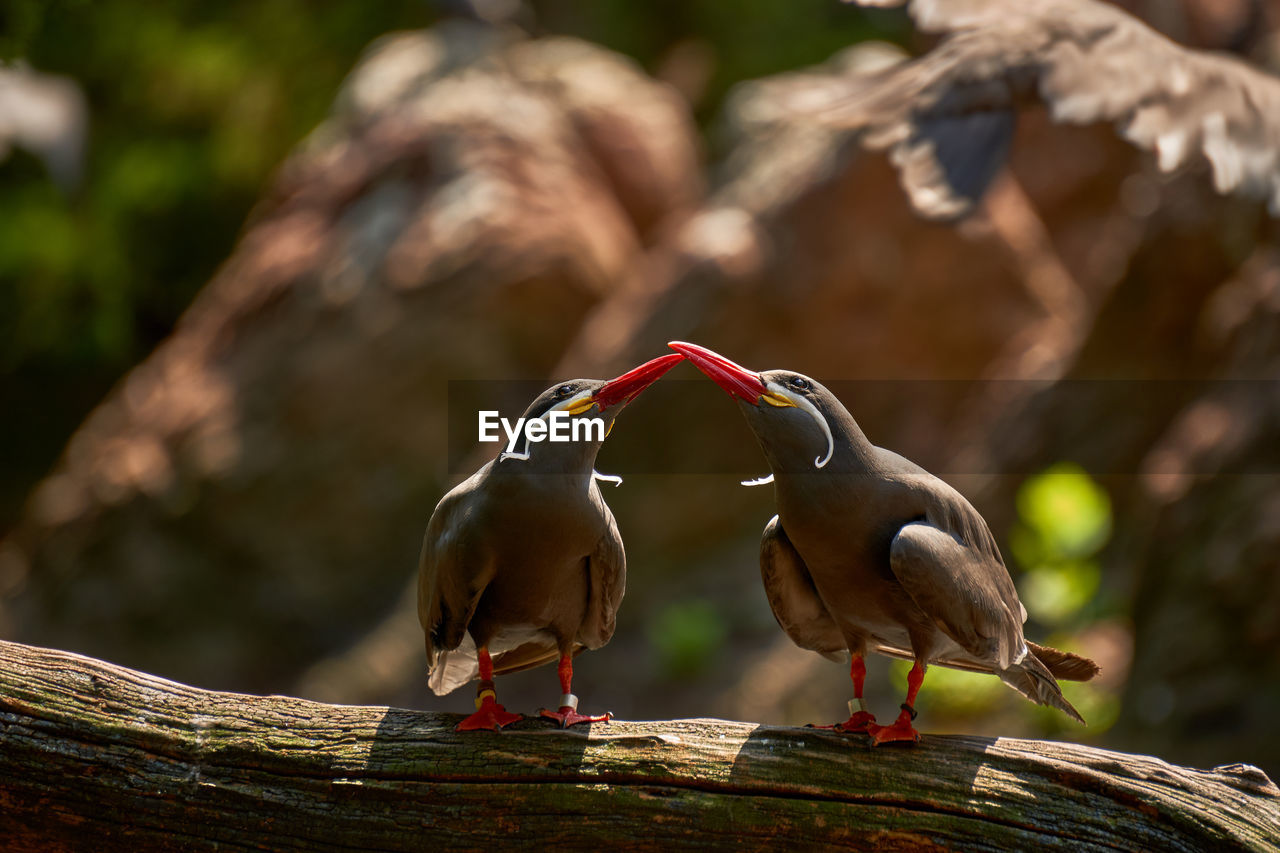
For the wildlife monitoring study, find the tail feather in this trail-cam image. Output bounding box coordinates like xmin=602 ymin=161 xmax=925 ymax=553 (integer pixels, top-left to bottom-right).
xmin=1027 ymin=641 xmax=1101 ymax=682
xmin=427 ymin=634 xmax=479 ymax=696
xmin=426 ymin=630 xmax=562 ymax=696
xmin=999 ymin=651 xmax=1086 ymax=724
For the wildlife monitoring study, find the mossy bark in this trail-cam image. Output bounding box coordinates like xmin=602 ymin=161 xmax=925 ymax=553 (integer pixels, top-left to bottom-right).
xmin=1 ymin=640 xmax=1276 ymax=851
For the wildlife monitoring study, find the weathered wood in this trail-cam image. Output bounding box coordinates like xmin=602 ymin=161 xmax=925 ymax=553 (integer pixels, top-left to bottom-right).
xmin=0 ymin=640 xmax=1276 ymax=852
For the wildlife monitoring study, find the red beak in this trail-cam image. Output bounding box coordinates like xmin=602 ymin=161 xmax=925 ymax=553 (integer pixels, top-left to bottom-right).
xmin=667 ymin=341 xmax=766 ymax=404
xmin=592 ymin=353 xmax=685 ymax=411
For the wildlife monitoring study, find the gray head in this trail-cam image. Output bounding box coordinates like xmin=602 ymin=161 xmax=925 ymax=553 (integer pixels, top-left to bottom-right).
xmin=668 ymin=342 xmax=866 ymax=475
xmin=498 ymin=354 xmax=684 ymax=471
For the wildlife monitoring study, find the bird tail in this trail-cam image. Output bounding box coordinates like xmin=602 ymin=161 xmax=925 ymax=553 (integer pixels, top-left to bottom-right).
xmin=998 ymin=650 xmax=1086 ymax=724
xmin=427 ymin=634 xmax=479 ymax=696
xmin=1026 ymin=641 xmax=1101 ymax=682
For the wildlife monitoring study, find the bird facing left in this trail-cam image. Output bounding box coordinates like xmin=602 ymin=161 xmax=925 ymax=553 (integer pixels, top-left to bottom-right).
xmin=418 ymin=353 xmax=684 ymax=731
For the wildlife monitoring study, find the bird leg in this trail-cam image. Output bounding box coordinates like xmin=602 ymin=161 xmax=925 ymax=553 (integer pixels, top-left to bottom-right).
xmin=835 ymin=653 xmax=877 ymax=733
xmin=539 ymin=654 xmax=610 ymax=728
xmin=455 ymin=647 xmax=523 ymax=732
xmin=866 ymin=660 xmax=925 ymax=745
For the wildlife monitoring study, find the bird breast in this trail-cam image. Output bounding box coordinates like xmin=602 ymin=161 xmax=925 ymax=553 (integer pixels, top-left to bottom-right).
xmin=774 ymin=479 xmax=929 ymax=639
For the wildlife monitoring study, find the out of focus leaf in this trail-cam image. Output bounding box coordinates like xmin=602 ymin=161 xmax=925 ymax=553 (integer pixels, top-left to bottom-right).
xmin=1010 ymin=463 xmax=1112 ymax=627
xmin=648 ymin=598 xmax=728 ymax=680
xmin=1020 ymin=561 xmax=1102 ymax=626
xmin=1015 ymin=462 xmax=1112 ymax=562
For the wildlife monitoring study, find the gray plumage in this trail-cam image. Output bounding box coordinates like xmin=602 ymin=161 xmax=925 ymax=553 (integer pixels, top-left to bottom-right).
xmin=418 ymin=379 xmax=626 ymax=695
xmin=418 ymin=353 xmax=682 ymax=709
xmin=669 ymin=339 xmax=1100 ymax=725
xmin=747 ymin=373 xmax=1092 ymax=721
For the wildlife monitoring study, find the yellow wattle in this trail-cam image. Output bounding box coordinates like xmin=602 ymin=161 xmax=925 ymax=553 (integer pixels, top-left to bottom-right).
xmin=762 ymin=391 xmax=796 ymax=408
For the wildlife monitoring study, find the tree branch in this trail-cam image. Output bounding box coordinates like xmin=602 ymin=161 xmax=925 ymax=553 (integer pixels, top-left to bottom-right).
xmin=1 ymin=639 xmax=1276 ymax=851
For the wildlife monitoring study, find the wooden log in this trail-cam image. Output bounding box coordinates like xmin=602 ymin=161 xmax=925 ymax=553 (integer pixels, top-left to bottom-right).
xmin=1 ymin=639 xmax=1276 ymax=852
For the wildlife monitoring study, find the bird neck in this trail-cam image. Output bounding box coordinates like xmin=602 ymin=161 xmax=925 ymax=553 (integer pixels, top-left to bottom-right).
xmin=761 ymin=404 xmax=877 ymax=476
xmin=494 ymin=437 xmax=603 ymax=478
xmin=769 ymin=417 xmax=884 ymax=528
xmin=826 ymin=405 xmax=877 ymax=471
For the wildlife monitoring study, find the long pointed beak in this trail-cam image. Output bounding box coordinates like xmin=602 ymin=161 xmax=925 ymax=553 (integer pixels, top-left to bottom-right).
xmin=668 ymin=341 xmax=766 ymax=404
xmin=592 ymin=353 xmax=685 ymax=411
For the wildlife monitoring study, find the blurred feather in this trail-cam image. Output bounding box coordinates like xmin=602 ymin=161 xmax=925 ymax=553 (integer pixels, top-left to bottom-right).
xmin=797 ymin=0 xmax=1280 ymax=219
xmin=0 ymin=62 xmax=87 ymax=192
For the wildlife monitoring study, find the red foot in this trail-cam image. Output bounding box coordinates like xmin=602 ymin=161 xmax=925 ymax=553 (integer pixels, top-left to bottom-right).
xmin=455 ymin=698 xmax=523 ymax=732
xmin=835 ymin=710 xmax=877 ymax=734
xmin=866 ymin=715 xmax=921 ymax=746
xmin=539 ymin=706 xmax=611 ymax=728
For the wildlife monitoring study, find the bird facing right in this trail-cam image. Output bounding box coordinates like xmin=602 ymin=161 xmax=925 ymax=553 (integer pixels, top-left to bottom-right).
xmin=418 ymin=353 xmax=683 ymax=731
xmin=670 ymin=341 xmax=1100 ymax=745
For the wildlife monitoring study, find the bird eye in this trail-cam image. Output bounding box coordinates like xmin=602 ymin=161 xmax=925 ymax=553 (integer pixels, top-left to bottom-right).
xmin=556 ymin=384 xmax=575 ymax=398
xmin=789 ymin=376 xmax=811 ymax=392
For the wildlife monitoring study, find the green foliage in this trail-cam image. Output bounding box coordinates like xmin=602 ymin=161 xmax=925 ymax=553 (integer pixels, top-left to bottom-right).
xmin=1009 ymin=464 xmax=1118 ymax=735
xmin=1018 ymin=560 xmax=1102 ymax=626
xmin=1013 ymin=461 xmax=1112 ymax=563
xmin=1 ymin=0 xmax=430 ymax=374
xmin=648 ymin=599 xmax=728 ymax=680
xmin=1010 ymin=462 xmax=1111 ymax=627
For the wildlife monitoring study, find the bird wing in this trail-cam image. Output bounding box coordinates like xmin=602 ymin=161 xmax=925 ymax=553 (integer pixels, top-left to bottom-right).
xmin=417 ymin=475 xmax=495 ymax=675
xmin=802 ymin=0 xmax=1280 ymax=219
xmin=577 ymin=485 xmax=627 ymax=649
xmin=760 ymin=515 xmax=847 ymax=662
xmin=887 ymin=478 xmax=1027 ymax=670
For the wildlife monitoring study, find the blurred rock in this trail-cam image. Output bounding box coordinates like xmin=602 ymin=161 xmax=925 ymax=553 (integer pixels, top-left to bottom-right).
xmin=1119 ymin=247 xmax=1280 ymax=772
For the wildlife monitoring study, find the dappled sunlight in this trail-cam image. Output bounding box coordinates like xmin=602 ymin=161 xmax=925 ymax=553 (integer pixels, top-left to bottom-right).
xmin=2 ymin=0 xmax=1277 ymax=794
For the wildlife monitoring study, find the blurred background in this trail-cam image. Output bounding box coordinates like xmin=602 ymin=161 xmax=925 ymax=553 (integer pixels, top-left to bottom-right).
xmin=2 ymin=0 xmax=1278 ymax=778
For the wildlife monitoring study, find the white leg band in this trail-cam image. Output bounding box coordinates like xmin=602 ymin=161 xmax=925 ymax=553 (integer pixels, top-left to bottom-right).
xmin=560 ymin=693 xmax=578 ymax=710
xmin=849 ymin=698 xmax=868 ymax=715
